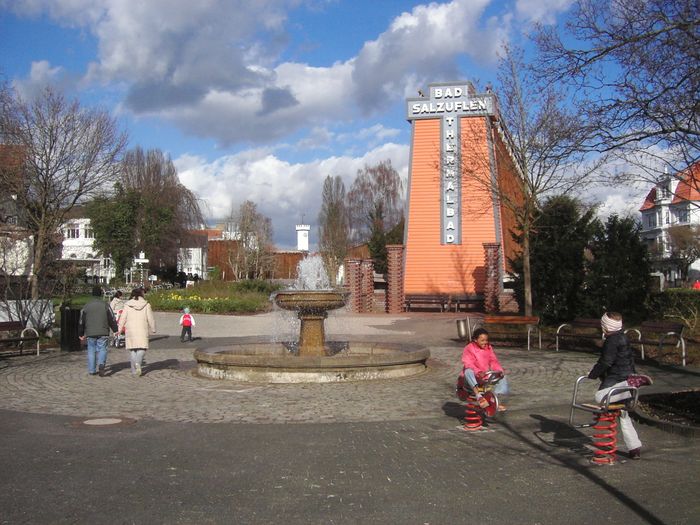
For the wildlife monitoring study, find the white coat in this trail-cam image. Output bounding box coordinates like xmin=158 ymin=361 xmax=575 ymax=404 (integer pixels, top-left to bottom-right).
xmin=118 ymin=297 xmax=156 ymax=350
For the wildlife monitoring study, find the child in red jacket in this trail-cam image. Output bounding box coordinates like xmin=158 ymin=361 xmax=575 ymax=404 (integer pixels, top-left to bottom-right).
xmin=179 ymin=307 xmax=196 ymax=342
xmin=460 ymin=328 xmax=509 ymax=411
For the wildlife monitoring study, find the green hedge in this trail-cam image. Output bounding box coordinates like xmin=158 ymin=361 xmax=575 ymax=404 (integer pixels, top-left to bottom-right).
xmin=146 ymin=279 xmax=282 ymax=314
xmin=648 ymin=289 xmax=700 ymax=336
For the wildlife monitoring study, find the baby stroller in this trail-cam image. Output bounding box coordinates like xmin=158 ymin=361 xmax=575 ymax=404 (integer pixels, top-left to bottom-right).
xmin=111 ymin=309 xmax=126 ymax=348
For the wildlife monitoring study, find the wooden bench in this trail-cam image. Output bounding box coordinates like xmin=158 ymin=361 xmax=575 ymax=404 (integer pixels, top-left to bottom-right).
xmin=555 ymin=318 xmax=603 ymax=352
xmin=481 ymin=315 xmax=541 ymax=351
xmin=448 ymin=294 xmax=484 ymax=312
xmin=404 ymin=294 xmax=449 ymax=312
xmin=625 ymin=320 xmax=687 ymax=366
xmin=0 ymin=321 xmax=40 ymax=356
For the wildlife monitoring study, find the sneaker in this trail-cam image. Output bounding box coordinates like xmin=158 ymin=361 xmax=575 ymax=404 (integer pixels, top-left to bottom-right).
xmin=629 ymin=447 xmax=641 ymax=460
xmin=135 ymin=363 xmax=142 ymax=377
xmin=98 ymin=364 xmax=105 ymax=377
xmin=477 ymin=396 xmax=490 ymax=409
xmin=497 ymin=404 xmax=508 ymax=412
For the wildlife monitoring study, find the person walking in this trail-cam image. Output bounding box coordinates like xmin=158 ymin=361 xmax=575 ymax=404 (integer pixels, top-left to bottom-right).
xmin=118 ymin=288 xmax=156 ymax=377
xmin=109 ymin=290 xmax=124 ymax=313
xmin=179 ymin=307 xmax=196 ymax=342
xmin=79 ymin=286 xmax=118 ymax=377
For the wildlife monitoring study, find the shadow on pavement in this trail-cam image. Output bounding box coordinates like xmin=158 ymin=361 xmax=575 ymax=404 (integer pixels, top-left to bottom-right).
xmin=493 ymin=414 xmax=666 ymax=525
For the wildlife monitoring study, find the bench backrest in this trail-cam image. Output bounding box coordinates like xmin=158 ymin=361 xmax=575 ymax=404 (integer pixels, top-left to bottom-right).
xmin=639 ymin=321 xmax=685 ymax=334
xmin=571 ymin=318 xmax=601 ymax=328
xmin=483 ymin=315 xmax=539 ymax=325
xmin=0 ymin=321 xmax=26 ymax=332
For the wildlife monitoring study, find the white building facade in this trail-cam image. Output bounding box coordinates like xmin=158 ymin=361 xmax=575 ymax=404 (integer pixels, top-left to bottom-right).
xmin=60 ymin=217 xmax=116 ymax=283
xmin=639 ymin=163 xmax=700 ymax=286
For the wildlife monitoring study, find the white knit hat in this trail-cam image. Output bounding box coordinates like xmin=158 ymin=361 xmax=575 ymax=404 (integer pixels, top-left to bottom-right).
xmin=601 ymin=313 xmax=622 ymax=333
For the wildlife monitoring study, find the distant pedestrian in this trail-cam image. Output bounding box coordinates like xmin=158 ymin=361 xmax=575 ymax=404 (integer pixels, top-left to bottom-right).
xmin=109 ymin=290 xmax=124 ymax=313
xmin=588 ymin=312 xmax=643 ymax=459
xmin=79 ymin=286 xmax=118 ymax=377
xmin=179 ymin=307 xmax=196 ymax=342
xmin=693 ymin=280 xmax=700 ymax=290
xmin=118 ymin=288 xmax=156 ymax=377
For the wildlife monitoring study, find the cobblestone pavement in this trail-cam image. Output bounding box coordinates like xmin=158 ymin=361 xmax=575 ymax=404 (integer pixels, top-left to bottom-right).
xmin=1 ymin=312 xmax=698 ymax=424
xmin=3 ymin=312 xmax=700 ymax=524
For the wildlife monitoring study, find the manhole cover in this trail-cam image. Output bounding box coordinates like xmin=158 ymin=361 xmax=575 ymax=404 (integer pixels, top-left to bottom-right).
xmin=69 ymin=417 xmax=137 ymax=428
xmin=83 ymin=418 xmax=124 ymax=426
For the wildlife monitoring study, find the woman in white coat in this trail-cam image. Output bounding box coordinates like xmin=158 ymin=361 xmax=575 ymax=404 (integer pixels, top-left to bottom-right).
xmin=118 ymin=288 xmax=156 ymax=376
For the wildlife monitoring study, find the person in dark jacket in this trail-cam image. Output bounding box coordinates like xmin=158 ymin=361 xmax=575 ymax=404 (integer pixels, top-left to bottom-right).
xmin=587 ymin=312 xmax=642 ymax=459
xmin=79 ymin=286 xmax=118 ymax=377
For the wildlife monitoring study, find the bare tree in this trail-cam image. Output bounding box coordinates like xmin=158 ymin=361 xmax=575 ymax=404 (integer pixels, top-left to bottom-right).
xmin=666 ymin=224 xmax=700 ymax=283
xmin=346 ymin=160 xmax=404 ymax=246
xmin=318 ymin=175 xmax=348 ymax=284
xmin=462 ymin=45 xmax=598 ymax=315
xmin=227 ymin=200 xmax=276 ymax=280
xmin=0 ymin=85 xmax=126 ymax=298
xmin=535 ymin=0 xmax=700 ymax=185
xmin=118 ymin=147 xmax=204 ymax=272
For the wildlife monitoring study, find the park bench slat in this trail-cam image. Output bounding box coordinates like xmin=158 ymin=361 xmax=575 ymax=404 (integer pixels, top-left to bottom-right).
xmin=0 ymin=320 xmax=40 ymax=356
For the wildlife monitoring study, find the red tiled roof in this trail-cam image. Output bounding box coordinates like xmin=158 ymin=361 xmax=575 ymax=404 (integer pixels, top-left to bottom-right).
xmin=188 ymin=228 xmax=223 ymax=241
xmin=671 ymin=162 xmax=700 ymax=204
xmin=639 ymin=188 xmax=657 ymax=211
xmin=639 ymin=162 xmax=700 ymax=211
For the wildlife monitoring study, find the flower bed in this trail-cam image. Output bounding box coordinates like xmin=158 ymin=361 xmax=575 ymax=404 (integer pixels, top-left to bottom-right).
xmin=147 ymin=280 xmax=282 ymax=314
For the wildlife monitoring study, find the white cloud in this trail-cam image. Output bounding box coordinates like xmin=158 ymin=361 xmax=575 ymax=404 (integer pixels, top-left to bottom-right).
xmin=515 ymin=0 xmax=574 ymax=24
xmin=5 ymin=0 xmax=509 ymax=147
xmin=12 ymin=60 xmax=73 ymax=100
xmin=175 ymin=143 xmax=410 ymax=249
xmin=352 ymin=0 xmax=499 ymax=112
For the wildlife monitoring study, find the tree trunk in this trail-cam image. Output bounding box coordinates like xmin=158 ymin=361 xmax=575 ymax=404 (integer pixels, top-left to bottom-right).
xmin=522 ymin=227 xmax=533 ymax=317
xmin=30 ymin=229 xmax=46 ymax=300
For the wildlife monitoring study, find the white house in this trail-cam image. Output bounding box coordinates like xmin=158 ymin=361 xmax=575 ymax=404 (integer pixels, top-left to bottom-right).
xmin=639 ymin=162 xmax=700 ymax=286
xmin=60 ymin=217 xmax=116 ymax=283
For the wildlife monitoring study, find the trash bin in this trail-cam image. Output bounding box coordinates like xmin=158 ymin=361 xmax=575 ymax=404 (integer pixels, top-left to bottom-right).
xmin=456 ymin=319 xmax=468 ymax=341
xmin=60 ymin=306 xmax=81 ymax=352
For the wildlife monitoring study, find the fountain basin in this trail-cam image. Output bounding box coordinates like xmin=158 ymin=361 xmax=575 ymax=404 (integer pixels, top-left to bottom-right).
xmin=273 ymin=290 xmax=349 ymax=313
xmin=194 ymin=342 xmax=430 ymax=383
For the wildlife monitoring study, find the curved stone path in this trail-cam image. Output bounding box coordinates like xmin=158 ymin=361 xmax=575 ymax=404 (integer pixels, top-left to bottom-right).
xmin=0 ymin=312 xmax=694 ymax=424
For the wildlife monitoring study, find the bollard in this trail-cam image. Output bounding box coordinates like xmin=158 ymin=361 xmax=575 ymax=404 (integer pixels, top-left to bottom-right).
xmin=456 ymin=319 xmax=468 ymax=340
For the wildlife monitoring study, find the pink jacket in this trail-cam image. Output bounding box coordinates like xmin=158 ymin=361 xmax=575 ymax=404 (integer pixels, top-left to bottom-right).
xmin=461 ymin=341 xmax=503 ymax=375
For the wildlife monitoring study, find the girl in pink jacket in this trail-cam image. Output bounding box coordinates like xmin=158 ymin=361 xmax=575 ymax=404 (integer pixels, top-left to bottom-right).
xmin=461 ymin=328 xmax=509 ymax=410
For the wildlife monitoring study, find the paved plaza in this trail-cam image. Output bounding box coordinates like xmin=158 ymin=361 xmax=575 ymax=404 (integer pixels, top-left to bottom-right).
xmin=1 ymin=311 xmax=699 ymax=524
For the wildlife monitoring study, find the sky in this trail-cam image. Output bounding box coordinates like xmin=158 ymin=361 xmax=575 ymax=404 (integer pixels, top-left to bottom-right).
xmin=0 ymin=0 xmax=649 ymax=249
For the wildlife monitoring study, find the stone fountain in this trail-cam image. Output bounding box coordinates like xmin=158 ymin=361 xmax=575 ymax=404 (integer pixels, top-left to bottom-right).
xmin=194 ymin=255 xmax=429 ymax=383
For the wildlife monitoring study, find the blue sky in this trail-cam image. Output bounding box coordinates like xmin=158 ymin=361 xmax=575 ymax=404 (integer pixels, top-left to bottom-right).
xmin=0 ymin=0 xmax=644 ymax=249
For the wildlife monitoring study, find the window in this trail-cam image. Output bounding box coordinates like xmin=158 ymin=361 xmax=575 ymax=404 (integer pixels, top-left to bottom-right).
xmin=665 ymin=211 xmax=670 ymax=225
xmin=85 ymin=227 xmax=94 ymax=239
xmin=646 ymin=214 xmax=657 ymax=228
xmin=64 ymin=224 xmax=80 ymax=238
xmin=676 ymin=207 xmax=689 ymax=223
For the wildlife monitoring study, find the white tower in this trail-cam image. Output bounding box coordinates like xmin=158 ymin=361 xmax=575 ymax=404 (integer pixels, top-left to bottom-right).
xmin=296 ymin=224 xmax=310 ymax=252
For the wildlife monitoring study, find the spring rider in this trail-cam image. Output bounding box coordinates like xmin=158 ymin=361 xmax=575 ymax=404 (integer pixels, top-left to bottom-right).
xmin=569 ymin=374 xmax=652 ymax=464
xmin=456 ymin=370 xmax=504 ymax=431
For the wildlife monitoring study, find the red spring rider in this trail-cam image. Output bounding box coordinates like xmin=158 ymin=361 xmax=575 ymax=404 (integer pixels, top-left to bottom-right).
xmin=456 ymin=370 xmax=505 ymax=430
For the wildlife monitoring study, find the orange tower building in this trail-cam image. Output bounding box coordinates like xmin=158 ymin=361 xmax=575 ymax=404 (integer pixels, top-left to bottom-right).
xmin=403 ymin=82 xmax=522 ymax=301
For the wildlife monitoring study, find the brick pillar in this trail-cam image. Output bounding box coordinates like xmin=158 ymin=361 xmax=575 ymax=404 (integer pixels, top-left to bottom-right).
xmin=385 ymin=244 xmax=405 ymax=313
xmin=483 ymin=242 xmax=501 ymax=314
xmin=344 ymin=258 xmax=362 ymax=313
xmin=360 ymin=259 xmax=375 ymax=313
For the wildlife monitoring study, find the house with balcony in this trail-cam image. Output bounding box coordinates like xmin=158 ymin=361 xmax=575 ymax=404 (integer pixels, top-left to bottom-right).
xmin=639 ymin=162 xmax=700 ymax=287
xmin=60 ymin=214 xmax=116 ymax=283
